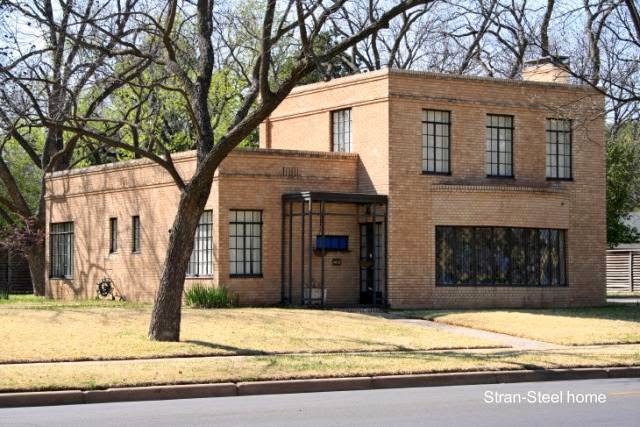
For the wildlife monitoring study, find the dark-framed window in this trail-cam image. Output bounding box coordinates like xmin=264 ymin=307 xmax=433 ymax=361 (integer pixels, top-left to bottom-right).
xmin=546 ymin=118 xmax=572 ymax=179
xmin=422 ymin=109 xmax=451 ymax=174
xmin=50 ymin=222 xmax=74 ymax=278
xmin=331 ymin=108 xmax=352 ymax=152
xmin=436 ymin=226 xmax=566 ymax=286
xmin=109 ymin=218 xmax=118 ymax=254
xmin=485 ymin=114 xmax=514 ymax=177
xmin=187 ymin=210 xmax=213 ymax=277
xmin=229 ymin=210 xmax=262 ymax=277
xmin=132 ymin=215 xmax=141 ymax=253
xmin=316 ymin=235 xmax=349 ymax=252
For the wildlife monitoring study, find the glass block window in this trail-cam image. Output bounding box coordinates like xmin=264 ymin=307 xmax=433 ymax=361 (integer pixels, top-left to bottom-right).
xmin=546 ymin=119 xmax=572 ymax=179
xmin=50 ymin=222 xmax=74 ymax=278
xmin=109 ymin=218 xmax=117 ymax=254
xmin=485 ymin=115 xmax=514 ymax=177
xmin=132 ymin=215 xmax=141 ymax=252
xmin=332 ymin=108 xmax=352 ymax=152
xmin=436 ymin=226 xmax=566 ymax=286
xmin=422 ymin=110 xmax=451 ymax=174
xmin=229 ymin=210 xmax=262 ymax=277
xmin=187 ymin=210 xmax=213 ymax=276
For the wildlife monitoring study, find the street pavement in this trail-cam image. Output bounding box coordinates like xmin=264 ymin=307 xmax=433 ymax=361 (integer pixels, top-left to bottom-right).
xmin=1 ymin=378 xmax=639 ymax=426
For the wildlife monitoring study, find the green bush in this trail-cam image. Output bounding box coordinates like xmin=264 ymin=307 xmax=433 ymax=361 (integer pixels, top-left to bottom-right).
xmin=0 ymin=288 xmax=8 ymax=300
xmin=185 ymin=284 xmax=237 ymax=308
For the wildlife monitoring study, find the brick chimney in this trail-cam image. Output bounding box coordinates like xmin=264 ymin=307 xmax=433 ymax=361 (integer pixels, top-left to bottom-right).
xmin=522 ymin=56 xmax=571 ymax=84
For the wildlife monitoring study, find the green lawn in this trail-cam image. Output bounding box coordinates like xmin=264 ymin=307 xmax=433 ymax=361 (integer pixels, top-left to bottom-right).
xmin=0 ymin=296 xmax=496 ymax=364
xmin=400 ymin=306 xmax=640 ymax=346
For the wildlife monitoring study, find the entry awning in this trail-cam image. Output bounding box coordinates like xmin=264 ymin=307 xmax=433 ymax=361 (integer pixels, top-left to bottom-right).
xmin=282 ymin=191 xmax=388 ymax=205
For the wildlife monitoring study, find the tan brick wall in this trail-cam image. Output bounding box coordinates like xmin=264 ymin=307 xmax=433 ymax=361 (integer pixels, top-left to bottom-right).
xmin=46 ymin=149 xmax=360 ymax=303
xmin=385 ymin=72 xmax=605 ymax=308
xmin=45 ymin=69 xmax=606 ymax=309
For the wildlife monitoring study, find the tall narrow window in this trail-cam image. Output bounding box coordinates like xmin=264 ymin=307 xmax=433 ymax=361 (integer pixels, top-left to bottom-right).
xmin=109 ymin=218 xmax=118 ymax=254
xmin=187 ymin=210 xmax=213 ymax=276
xmin=229 ymin=210 xmax=262 ymax=277
xmin=332 ymin=108 xmax=352 ymax=152
xmin=485 ymin=115 xmax=514 ymax=177
xmin=546 ymin=118 xmax=572 ymax=179
xmin=50 ymin=222 xmax=74 ymax=278
xmin=132 ymin=215 xmax=141 ymax=253
xmin=422 ymin=110 xmax=451 ymax=174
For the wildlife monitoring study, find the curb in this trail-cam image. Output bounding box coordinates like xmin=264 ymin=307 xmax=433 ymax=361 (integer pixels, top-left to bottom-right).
xmin=1 ymin=366 xmax=639 ymax=408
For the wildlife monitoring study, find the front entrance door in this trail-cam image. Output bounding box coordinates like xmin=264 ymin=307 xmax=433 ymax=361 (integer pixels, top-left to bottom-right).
xmin=360 ymin=223 xmax=383 ymax=305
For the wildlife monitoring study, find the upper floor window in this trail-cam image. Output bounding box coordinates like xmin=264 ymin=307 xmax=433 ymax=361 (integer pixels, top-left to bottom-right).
xmin=230 ymin=210 xmax=262 ymax=277
xmin=486 ymin=115 xmax=513 ymax=177
xmin=332 ymin=108 xmax=352 ymax=152
xmin=546 ymin=118 xmax=572 ymax=180
xmin=132 ymin=215 xmax=141 ymax=253
xmin=422 ymin=110 xmax=451 ymax=174
xmin=109 ymin=218 xmax=118 ymax=254
xmin=50 ymin=222 xmax=74 ymax=278
xmin=187 ymin=210 xmax=213 ymax=277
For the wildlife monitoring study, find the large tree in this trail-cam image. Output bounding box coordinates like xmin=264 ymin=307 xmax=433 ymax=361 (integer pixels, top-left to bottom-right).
xmin=0 ymin=0 xmax=148 ymax=294
xmin=43 ymin=0 xmax=436 ymax=341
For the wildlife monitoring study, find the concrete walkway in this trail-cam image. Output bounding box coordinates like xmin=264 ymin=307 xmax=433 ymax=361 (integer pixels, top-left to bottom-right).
xmin=392 ymin=318 xmax=562 ymax=350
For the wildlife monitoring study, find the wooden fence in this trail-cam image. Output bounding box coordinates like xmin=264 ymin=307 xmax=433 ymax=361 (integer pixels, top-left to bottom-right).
xmin=606 ymin=250 xmax=640 ymax=292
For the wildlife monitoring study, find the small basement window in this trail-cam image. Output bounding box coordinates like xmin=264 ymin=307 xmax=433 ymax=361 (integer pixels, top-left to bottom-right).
xmin=316 ymin=235 xmax=349 ymax=252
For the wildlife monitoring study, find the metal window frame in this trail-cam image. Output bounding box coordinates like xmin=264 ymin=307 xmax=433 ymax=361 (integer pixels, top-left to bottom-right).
xmin=485 ymin=114 xmax=515 ymax=178
xmin=331 ymin=108 xmax=352 ymax=153
xmin=186 ymin=210 xmax=214 ymax=277
xmin=131 ymin=215 xmax=141 ymax=253
xmin=421 ymin=109 xmax=452 ymax=175
xmin=229 ymin=209 xmax=263 ymax=278
xmin=545 ymin=118 xmax=573 ymax=180
xmin=435 ymin=225 xmax=568 ymax=287
xmin=109 ymin=217 xmax=118 ymax=254
xmin=49 ymin=222 xmax=74 ymax=279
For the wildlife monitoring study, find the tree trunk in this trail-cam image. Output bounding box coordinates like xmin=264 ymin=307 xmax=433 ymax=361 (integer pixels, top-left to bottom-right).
xmin=24 ymin=240 xmax=46 ymax=296
xmin=148 ymin=171 xmax=214 ymax=341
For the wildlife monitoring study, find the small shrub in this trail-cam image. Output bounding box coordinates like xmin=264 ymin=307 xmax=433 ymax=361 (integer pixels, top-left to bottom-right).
xmin=185 ymin=284 xmax=236 ymax=308
xmin=0 ymin=288 xmax=8 ymax=300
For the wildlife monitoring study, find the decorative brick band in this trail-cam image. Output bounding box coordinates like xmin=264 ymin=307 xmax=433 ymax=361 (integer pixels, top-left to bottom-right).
xmin=431 ymin=183 xmax=567 ymax=195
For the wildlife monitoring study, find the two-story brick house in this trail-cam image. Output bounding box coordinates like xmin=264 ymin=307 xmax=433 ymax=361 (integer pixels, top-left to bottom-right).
xmin=45 ymin=67 xmax=606 ymax=308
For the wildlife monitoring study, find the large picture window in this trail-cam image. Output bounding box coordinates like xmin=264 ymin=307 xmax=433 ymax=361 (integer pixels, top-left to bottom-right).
xmin=485 ymin=115 xmax=513 ymax=177
xmin=50 ymin=222 xmax=74 ymax=278
xmin=332 ymin=108 xmax=352 ymax=152
xmin=436 ymin=226 xmax=566 ymax=286
xmin=187 ymin=210 xmax=213 ymax=276
xmin=546 ymin=118 xmax=572 ymax=179
xmin=229 ymin=210 xmax=262 ymax=277
xmin=422 ymin=110 xmax=451 ymax=174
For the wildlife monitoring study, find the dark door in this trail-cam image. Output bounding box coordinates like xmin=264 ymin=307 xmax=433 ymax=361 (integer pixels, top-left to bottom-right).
xmin=360 ymin=223 xmax=377 ymax=304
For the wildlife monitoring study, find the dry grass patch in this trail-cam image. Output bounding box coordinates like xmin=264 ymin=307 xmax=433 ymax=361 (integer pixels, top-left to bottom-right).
xmin=402 ymin=306 xmax=640 ymax=345
xmin=0 ymin=304 xmax=496 ymax=363
xmin=1 ymin=346 xmax=639 ymax=392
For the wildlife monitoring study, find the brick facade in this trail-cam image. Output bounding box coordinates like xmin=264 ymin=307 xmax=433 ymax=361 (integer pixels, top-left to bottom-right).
xmin=45 ymin=69 xmax=606 ymax=308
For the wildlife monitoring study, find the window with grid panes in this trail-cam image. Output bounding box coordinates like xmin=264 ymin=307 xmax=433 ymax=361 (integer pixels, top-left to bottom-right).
xmin=332 ymin=109 xmax=352 ymax=152
xmin=187 ymin=210 xmax=213 ymax=276
xmin=229 ymin=210 xmax=262 ymax=277
xmin=422 ymin=110 xmax=451 ymax=174
xmin=546 ymin=118 xmax=572 ymax=179
xmin=485 ymin=115 xmax=513 ymax=177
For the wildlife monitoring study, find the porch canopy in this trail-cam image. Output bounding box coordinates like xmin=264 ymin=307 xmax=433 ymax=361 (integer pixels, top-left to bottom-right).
xmin=281 ymin=191 xmax=388 ymax=307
